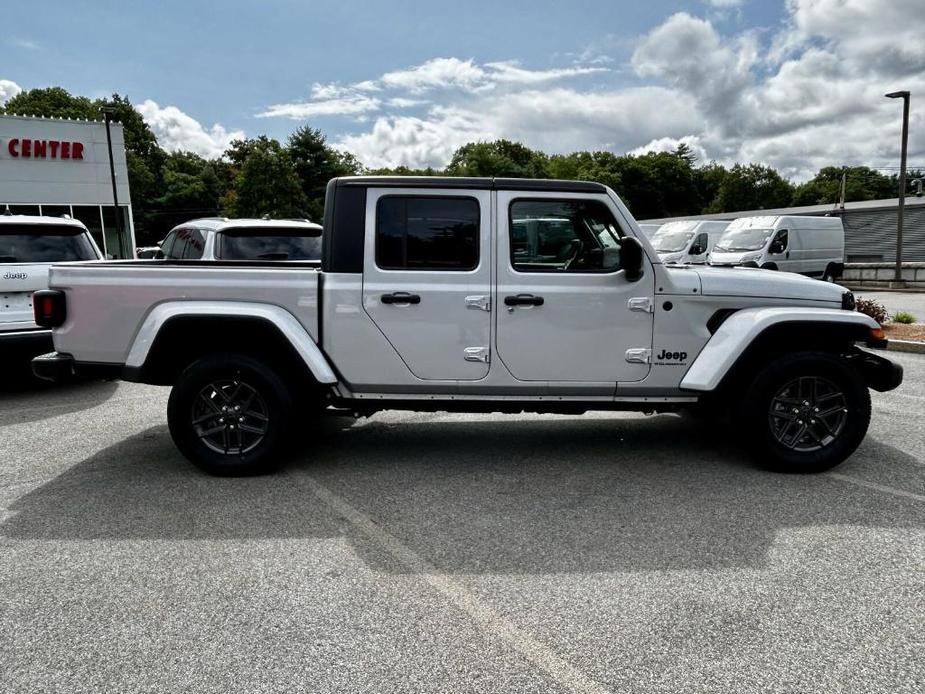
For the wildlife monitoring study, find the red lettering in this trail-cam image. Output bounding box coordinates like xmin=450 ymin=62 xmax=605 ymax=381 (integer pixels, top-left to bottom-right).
xmin=49 ymin=140 xmax=59 ymax=158
xmin=71 ymin=141 xmax=84 ymax=160
xmin=22 ymin=139 xmax=32 ymax=157
xmin=7 ymin=139 xmax=18 ymax=157
xmin=33 ymin=140 xmax=47 ymax=158
xmin=61 ymin=141 xmax=70 ymax=159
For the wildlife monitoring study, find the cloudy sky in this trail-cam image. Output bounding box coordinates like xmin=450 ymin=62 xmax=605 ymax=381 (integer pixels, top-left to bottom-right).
xmin=2 ymin=0 xmax=923 ymax=179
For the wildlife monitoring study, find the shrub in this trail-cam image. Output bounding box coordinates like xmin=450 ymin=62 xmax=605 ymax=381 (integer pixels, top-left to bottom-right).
xmin=856 ymin=298 xmax=889 ymax=324
xmin=893 ymin=311 xmax=917 ymax=324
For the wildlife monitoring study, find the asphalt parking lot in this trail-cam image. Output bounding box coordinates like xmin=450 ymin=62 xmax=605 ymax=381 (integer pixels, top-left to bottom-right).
xmin=1 ymin=354 xmax=923 ymax=694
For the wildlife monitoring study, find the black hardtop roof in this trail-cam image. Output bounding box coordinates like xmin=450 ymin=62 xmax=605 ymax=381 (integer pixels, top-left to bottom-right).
xmin=334 ymin=176 xmax=607 ymax=194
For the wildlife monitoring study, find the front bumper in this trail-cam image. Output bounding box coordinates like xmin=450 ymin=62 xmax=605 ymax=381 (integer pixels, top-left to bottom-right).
xmin=852 ymin=349 xmax=904 ymax=392
xmin=31 ymin=352 xmax=123 ymax=383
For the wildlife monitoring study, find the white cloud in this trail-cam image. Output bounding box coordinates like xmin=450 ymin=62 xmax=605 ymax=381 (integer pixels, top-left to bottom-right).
xmin=380 ymin=57 xmax=486 ymax=93
xmin=0 ymin=79 xmax=23 ymax=106
xmin=259 ymin=93 xmax=380 ymax=119
xmin=703 ymin=0 xmax=744 ymax=7
xmin=386 ymin=97 xmax=429 ymax=109
xmin=136 ymin=100 xmax=244 ymax=159
xmin=484 ymin=61 xmax=608 ymax=85
xmin=629 ymin=135 xmax=709 ymax=162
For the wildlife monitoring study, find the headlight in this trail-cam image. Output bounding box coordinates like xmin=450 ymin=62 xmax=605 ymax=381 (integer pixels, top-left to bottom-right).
xmin=741 ymin=253 xmax=762 ymax=263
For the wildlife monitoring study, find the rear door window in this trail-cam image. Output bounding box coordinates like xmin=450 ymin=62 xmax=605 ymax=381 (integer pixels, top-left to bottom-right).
xmin=0 ymin=224 xmax=97 ymax=263
xmin=218 ymin=227 xmax=323 ymax=260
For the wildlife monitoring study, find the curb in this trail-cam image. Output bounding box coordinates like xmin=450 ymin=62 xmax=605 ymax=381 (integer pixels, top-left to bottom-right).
xmin=885 ymin=339 xmax=925 ymax=354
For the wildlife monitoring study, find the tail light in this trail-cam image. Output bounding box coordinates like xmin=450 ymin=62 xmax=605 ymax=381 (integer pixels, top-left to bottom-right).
xmin=33 ymin=289 xmax=67 ymax=328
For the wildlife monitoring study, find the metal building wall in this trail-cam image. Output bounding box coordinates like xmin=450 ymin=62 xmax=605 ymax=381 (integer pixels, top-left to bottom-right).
xmin=842 ymin=206 xmax=925 ymax=263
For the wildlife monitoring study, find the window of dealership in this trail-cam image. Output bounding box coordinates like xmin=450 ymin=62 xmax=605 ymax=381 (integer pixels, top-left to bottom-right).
xmin=0 ymin=113 xmax=136 ymax=258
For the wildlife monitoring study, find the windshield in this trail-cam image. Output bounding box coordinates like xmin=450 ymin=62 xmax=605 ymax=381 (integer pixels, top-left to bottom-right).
xmin=218 ymin=227 xmax=322 ymax=261
xmin=0 ymin=224 xmax=97 ymax=263
xmin=713 ymin=228 xmax=773 ymax=252
xmin=652 ymin=230 xmax=694 ymax=253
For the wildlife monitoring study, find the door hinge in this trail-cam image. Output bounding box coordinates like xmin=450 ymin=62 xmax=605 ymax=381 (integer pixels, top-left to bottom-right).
xmin=464 ymin=346 xmax=490 ymax=363
xmin=625 ymin=348 xmax=651 ymax=364
xmin=627 ymin=297 xmax=654 ymax=313
xmin=465 ymin=295 xmax=491 ymax=312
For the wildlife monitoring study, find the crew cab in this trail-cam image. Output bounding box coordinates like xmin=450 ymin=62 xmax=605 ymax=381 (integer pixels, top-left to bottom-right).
xmin=154 ymin=218 xmax=323 ymax=261
xmin=1 ymin=214 xmax=102 ymax=366
xmin=32 ymin=177 xmax=901 ymax=475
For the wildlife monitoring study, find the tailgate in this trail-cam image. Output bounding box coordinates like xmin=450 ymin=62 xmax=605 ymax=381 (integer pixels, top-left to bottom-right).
xmin=1 ymin=264 xmax=49 ymax=326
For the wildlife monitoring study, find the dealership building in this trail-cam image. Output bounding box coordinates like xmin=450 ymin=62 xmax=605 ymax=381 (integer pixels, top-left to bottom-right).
xmin=0 ymin=113 xmax=135 ymax=258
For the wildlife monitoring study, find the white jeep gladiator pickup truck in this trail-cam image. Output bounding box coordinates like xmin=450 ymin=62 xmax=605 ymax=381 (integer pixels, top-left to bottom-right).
xmin=32 ymin=177 xmax=901 ymax=475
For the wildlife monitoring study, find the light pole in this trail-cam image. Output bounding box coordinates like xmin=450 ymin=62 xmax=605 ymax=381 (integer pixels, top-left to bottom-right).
xmin=99 ymin=105 xmax=123 ymax=254
xmin=885 ymin=90 xmax=910 ymax=284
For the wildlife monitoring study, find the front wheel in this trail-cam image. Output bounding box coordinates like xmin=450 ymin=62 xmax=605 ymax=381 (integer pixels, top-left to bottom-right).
xmin=167 ymin=354 xmax=294 ymax=475
xmin=739 ymin=351 xmax=871 ymax=473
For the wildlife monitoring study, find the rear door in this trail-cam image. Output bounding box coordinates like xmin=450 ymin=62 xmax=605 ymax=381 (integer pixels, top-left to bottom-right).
xmin=361 ymin=187 xmax=492 ymax=380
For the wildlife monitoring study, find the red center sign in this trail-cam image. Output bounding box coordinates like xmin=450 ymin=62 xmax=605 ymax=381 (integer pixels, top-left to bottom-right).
xmin=6 ymin=138 xmax=85 ymax=160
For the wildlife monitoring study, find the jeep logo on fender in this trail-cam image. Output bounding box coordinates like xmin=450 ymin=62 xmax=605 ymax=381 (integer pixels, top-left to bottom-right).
xmin=3 ymin=272 xmax=29 ymax=280
xmin=656 ymin=349 xmax=688 ymax=363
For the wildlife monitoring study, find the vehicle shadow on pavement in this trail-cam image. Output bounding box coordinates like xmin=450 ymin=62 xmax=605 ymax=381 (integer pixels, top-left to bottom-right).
xmin=1 ymin=414 xmax=921 ymax=575
xmin=0 ymin=379 xmax=118 ymax=425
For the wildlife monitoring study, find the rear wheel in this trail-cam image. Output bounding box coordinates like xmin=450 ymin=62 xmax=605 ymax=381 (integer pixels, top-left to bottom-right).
xmin=739 ymin=351 xmax=870 ymax=472
xmin=167 ymin=354 xmax=293 ymax=475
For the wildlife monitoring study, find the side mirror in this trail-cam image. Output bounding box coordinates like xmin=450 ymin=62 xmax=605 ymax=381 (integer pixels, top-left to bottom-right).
xmin=621 ymin=236 xmax=644 ymax=281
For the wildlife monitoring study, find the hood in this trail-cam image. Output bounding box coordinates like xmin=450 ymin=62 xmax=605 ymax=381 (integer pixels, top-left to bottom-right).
xmin=659 ymin=252 xmax=686 ymax=264
xmin=691 ymin=265 xmax=846 ymax=303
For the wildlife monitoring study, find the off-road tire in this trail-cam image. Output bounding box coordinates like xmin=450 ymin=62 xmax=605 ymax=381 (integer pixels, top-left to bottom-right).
xmin=739 ymin=351 xmax=870 ymax=473
xmin=167 ymin=353 xmax=293 ymax=476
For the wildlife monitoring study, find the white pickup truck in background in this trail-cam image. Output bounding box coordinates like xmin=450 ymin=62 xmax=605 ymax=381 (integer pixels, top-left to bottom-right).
xmin=32 ymin=176 xmax=901 ymax=475
xmin=1 ymin=214 xmax=102 ymax=368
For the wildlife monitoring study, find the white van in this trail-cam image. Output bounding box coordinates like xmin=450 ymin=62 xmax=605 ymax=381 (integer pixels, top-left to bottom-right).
xmin=651 ymin=220 xmax=730 ymax=264
xmin=709 ymin=215 xmax=844 ymax=281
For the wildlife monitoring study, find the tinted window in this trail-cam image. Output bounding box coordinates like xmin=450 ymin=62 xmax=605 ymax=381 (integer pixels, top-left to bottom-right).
xmin=510 ymin=199 xmax=624 ymax=272
xmin=218 ymin=227 xmax=322 ymax=260
xmin=0 ymin=224 xmax=97 ymax=263
xmin=164 ymin=228 xmax=205 ymax=260
xmin=376 ymin=197 xmax=479 ymax=271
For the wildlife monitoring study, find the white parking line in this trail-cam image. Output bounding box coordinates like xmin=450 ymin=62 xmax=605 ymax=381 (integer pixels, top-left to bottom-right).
xmin=829 ymin=473 xmax=925 ymax=503
xmin=301 ymin=473 xmax=612 ymax=694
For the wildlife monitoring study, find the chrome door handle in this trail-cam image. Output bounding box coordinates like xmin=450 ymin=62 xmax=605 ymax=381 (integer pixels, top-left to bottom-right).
xmin=381 ymin=292 xmax=421 ymax=305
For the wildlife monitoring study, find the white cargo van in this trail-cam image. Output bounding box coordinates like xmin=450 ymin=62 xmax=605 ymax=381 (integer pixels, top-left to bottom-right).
xmin=709 ymin=215 xmax=844 ymax=281
xmin=650 ymin=220 xmax=729 ymax=264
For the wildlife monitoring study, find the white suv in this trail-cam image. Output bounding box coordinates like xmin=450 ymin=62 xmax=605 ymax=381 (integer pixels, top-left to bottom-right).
xmin=155 ymin=218 xmax=323 ymax=261
xmin=1 ymin=214 xmax=101 ymax=366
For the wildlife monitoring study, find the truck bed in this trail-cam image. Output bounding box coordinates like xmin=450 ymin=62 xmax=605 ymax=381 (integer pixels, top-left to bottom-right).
xmin=48 ymin=260 xmax=321 ymax=364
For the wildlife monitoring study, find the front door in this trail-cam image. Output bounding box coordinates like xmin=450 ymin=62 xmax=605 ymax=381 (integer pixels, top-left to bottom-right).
xmin=495 ymin=192 xmax=654 ymax=383
xmin=362 ymin=188 xmax=492 ymax=380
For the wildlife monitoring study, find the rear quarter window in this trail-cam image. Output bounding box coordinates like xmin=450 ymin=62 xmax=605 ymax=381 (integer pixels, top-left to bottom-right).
xmin=0 ymin=224 xmax=97 ymax=263
xmin=217 ymin=227 xmax=323 ymax=261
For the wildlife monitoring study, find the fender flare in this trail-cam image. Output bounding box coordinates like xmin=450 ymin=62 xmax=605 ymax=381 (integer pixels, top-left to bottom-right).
xmin=680 ymin=306 xmax=878 ymax=392
xmin=125 ymin=301 xmax=338 ymax=384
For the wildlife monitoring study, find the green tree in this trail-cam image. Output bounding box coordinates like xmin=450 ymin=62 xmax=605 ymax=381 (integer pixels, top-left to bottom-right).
xmin=0 ymin=86 xmax=97 ymax=119
xmin=286 ymin=126 xmax=363 ymax=220
xmin=224 ymin=137 xmax=307 ymax=218
xmin=612 ymin=151 xmax=700 ymax=220
xmin=792 ymin=166 xmax=895 ymax=206
xmin=445 ymin=140 xmax=550 ymax=178
xmin=692 ymin=162 xmax=728 ymax=213
xmin=709 ymin=163 xmax=794 ymax=213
